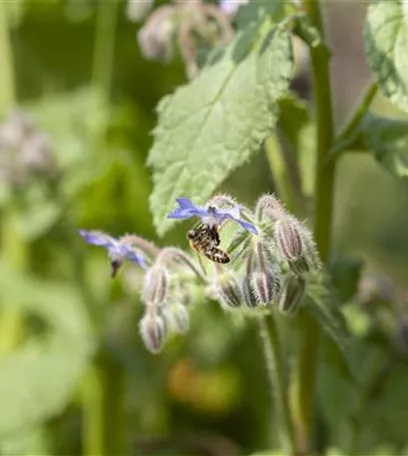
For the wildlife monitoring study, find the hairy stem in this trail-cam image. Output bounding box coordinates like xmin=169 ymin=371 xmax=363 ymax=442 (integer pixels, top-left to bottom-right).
xmin=259 ymin=316 xmax=298 ymax=455
xmin=294 ymin=0 xmax=336 ymax=452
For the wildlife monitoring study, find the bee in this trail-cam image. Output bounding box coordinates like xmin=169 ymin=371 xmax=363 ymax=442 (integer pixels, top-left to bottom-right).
xmin=187 ymin=223 xmax=230 ymax=264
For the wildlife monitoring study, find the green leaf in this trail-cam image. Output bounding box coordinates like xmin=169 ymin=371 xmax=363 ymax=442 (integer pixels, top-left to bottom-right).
xmin=148 ymin=25 xmax=293 ymax=235
xmin=360 ymin=113 xmax=408 ymax=178
xmin=364 ymin=0 xmax=408 ymax=112
xmin=0 ymin=263 xmax=94 ymax=436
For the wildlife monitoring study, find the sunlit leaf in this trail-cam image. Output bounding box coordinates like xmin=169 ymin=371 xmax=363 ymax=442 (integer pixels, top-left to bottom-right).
xmin=364 ymin=0 xmax=408 ymax=112
xmin=148 ymin=24 xmax=293 ymax=235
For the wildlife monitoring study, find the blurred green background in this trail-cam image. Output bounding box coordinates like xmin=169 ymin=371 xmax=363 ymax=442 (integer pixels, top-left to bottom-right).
xmin=1 ymin=1 xmax=408 ymax=455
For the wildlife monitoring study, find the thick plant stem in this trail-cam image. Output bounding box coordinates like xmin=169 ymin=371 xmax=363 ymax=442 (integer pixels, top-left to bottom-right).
xmin=259 ymin=316 xmax=298 ymax=455
xmin=294 ymin=0 xmax=336 ymax=452
xmin=0 ymin=2 xmax=26 ymax=356
xmin=81 ymin=353 xmax=126 ymax=456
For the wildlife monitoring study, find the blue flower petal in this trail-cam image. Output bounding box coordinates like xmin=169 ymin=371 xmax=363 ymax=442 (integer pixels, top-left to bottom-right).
xmin=167 ymin=198 xmax=258 ymax=234
xmin=124 ymin=247 xmax=148 ymax=269
xmin=79 ymin=230 xmax=115 ymax=247
xmin=168 ymin=197 xmax=207 ymax=219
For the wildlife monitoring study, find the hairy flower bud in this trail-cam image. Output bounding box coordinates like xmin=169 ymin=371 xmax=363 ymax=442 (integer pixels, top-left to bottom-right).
xmin=216 ymin=272 xmax=243 ymax=308
xmin=274 ymin=218 xmax=303 ymax=261
xmin=126 ymin=0 xmax=153 ymax=22
xmin=242 ymin=275 xmax=259 ymax=308
xmin=139 ymin=312 xmax=167 ymax=354
xmin=278 ymin=275 xmax=306 ymax=315
xmin=143 ymin=265 xmax=169 ymax=305
xmin=251 ymin=269 xmax=280 ymax=306
xmin=165 ymin=303 xmax=190 ymax=334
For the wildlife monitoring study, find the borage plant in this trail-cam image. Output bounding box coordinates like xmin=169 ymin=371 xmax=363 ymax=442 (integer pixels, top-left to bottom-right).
xmin=77 ymin=0 xmax=408 ymax=453
xmin=127 ymin=0 xmax=408 ymax=454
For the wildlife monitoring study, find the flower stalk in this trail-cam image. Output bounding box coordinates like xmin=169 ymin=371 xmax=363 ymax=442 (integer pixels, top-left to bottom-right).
xmin=294 ymin=0 xmax=336 ymax=452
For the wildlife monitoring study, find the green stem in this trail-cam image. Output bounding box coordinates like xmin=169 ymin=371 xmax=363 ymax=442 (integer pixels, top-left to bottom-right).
xmin=82 ymin=3 xmax=124 ymax=455
xmin=330 ymin=81 xmax=378 ymax=159
xmin=0 ymin=2 xmax=25 ymax=357
xmin=81 ymin=367 xmax=104 ymax=456
xmin=259 ymin=316 xmax=298 ymax=455
xmin=0 ymin=1 xmax=16 ymax=113
xmin=92 ymin=0 xmax=119 ymax=102
xmin=294 ymin=0 xmax=336 ymax=452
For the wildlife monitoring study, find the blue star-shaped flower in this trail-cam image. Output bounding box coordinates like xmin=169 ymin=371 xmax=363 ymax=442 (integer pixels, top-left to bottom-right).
xmin=167 ymin=197 xmax=258 ymax=234
xmin=79 ymin=230 xmax=148 ymax=277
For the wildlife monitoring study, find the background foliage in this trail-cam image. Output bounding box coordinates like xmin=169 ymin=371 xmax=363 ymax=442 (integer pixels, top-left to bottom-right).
xmin=1 ymin=1 xmax=408 ymax=455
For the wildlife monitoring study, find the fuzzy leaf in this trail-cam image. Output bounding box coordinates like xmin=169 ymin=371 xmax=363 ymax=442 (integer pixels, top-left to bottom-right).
xmin=0 ymin=264 xmax=93 ymax=436
xmin=148 ymin=25 xmax=293 ymax=235
xmin=364 ymin=0 xmax=408 ymax=112
xmin=360 ymin=113 xmax=408 ymax=178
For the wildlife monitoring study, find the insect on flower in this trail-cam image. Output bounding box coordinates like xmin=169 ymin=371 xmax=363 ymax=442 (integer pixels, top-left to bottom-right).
xmin=187 ymin=222 xmax=230 ymax=264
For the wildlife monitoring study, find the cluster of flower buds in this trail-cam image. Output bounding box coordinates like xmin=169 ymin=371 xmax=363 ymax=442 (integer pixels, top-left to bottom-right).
xmin=0 ymin=111 xmax=56 ymax=187
xmin=166 ymin=194 xmax=320 ymax=315
xmin=79 ymin=230 xmax=204 ymax=353
xmin=134 ymin=0 xmax=235 ymax=79
xmin=79 ymin=193 xmax=321 ymax=353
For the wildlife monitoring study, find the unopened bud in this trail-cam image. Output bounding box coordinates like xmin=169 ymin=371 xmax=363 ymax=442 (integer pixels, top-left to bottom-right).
xmin=143 ymin=265 xmax=169 ymax=305
xmin=242 ymin=275 xmax=259 ymax=308
xmin=278 ymin=275 xmax=306 ymax=315
xmin=139 ymin=312 xmax=167 ymax=354
xmin=289 ymin=256 xmax=310 ymax=275
xmin=251 ymin=269 xmax=280 ymax=306
xmin=274 ymin=217 xmax=303 ymax=261
xmin=126 ymin=0 xmax=153 ymax=23
xmin=166 ymin=304 xmax=190 ymax=334
xmin=216 ymin=272 xmax=243 ymax=308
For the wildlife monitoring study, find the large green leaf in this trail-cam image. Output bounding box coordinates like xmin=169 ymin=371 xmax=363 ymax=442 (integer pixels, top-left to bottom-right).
xmin=359 ymin=113 xmax=408 ymax=178
xmin=148 ymin=24 xmax=293 ymax=235
xmin=364 ymin=0 xmax=408 ymax=112
xmin=0 ymin=263 xmax=94 ymax=436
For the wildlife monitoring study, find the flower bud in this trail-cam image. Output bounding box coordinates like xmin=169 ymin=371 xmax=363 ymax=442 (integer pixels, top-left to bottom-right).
xmin=143 ymin=265 xmax=169 ymax=305
xmin=274 ymin=218 xmax=303 ymax=261
xmin=242 ymin=275 xmax=259 ymax=308
xmin=126 ymin=0 xmax=153 ymax=23
xmin=289 ymin=256 xmax=310 ymax=275
xmin=216 ymin=272 xmax=243 ymax=308
xmin=139 ymin=312 xmax=167 ymax=354
xmin=251 ymin=269 xmax=280 ymax=306
xmin=165 ymin=303 xmax=190 ymax=334
xmin=278 ymin=275 xmax=306 ymax=315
